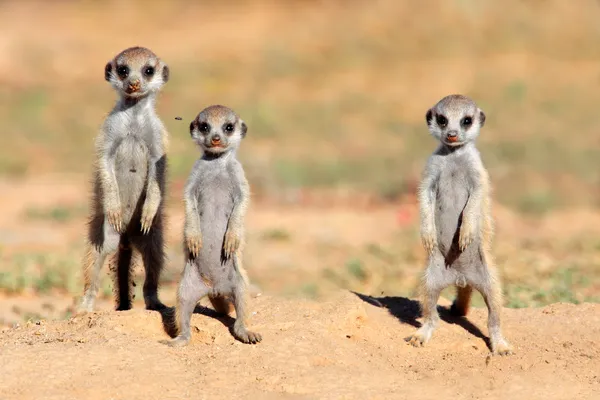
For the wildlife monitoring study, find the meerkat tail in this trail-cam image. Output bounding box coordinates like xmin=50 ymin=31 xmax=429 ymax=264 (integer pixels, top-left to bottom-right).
xmin=208 ymin=295 xmax=234 ymax=315
xmin=451 ymin=285 xmax=473 ymax=317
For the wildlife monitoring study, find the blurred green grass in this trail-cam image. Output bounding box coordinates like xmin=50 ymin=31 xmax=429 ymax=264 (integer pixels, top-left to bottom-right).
xmin=1 ymin=1 xmax=600 ymax=325
xmin=0 ymin=0 xmax=599 ymax=214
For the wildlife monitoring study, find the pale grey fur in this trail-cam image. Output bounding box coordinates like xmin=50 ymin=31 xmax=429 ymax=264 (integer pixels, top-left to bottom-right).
xmin=168 ymin=105 xmax=261 ymax=346
xmin=406 ymin=94 xmax=512 ymax=356
xmin=78 ymin=47 xmax=169 ymax=313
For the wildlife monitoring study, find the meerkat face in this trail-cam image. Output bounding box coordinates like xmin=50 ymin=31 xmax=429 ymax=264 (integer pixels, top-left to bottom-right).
xmin=104 ymin=46 xmax=169 ymax=98
xmin=425 ymin=94 xmax=486 ymax=147
xmin=189 ymin=105 xmax=247 ymax=154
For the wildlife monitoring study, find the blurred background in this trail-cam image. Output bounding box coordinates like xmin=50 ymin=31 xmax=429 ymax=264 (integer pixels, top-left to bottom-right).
xmin=1 ymin=0 xmax=599 ymax=327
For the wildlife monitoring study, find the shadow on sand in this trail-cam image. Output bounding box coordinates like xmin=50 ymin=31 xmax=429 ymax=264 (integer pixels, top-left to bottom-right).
xmin=158 ymin=305 xmax=235 ymax=339
xmin=352 ymin=291 xmax=492 ymax=350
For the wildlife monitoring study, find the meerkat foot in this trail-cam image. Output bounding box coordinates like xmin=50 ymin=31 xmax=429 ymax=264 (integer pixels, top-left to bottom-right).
xmin=405 ymin=318 xmax=437 ymax=348
xmin=144 ymin=295 xmax=167 ymax=311
xmin=405 ymin=333 xmax=426 ymax=347
xmin=233 ymin=327 xmax=262 ymax=344
xmin=115 ymin=303 xmax=132 ymax=311
xmin=491 ymin=337 xmax=513 ymax=356
xmin=76 ymin=297 xmax=95 ymax=314
xmin=167 ymin=335 xmax=190 ymax=347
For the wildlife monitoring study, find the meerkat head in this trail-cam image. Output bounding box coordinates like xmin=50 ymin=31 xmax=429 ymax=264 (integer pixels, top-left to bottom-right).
xmin=189 ymin=105 xmax=247 ymax=155
xmin=425 ymin=94 xmax=486 ymax=147
xmin=104 ymin=46 xmax=169 ymax=98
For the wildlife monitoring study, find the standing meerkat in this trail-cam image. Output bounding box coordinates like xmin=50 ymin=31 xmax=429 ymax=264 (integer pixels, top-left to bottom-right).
xmin=405 ymin=94 xmax=512 ymax=356
xmin=168 ymin=105 xmax=261 ymax=346
xmin=77 ymin=46 xmax=169 ymax=313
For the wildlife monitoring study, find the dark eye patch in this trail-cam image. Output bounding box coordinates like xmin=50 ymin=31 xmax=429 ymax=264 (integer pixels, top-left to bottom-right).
xmin=461 ymin=116 xmax=473 ymax=128
xmin=143 ymin=65 xmax=155 ymax=78
xmin=436 ymin=114 xmax=448 ymax=128
xmin=199 ymin=122 xmax=211 ymax=133
xmin=223 ymin=123 xmax=235 ymax=134
xmin=116 ymin=65 xmax=129 ymax=79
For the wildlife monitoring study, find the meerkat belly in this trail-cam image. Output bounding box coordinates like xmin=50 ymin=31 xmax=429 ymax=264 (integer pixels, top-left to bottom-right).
xmin=114 ymin=136 xmax=149 ymax=223
xmin=195 ymin=183 xmax=236 ymax=286
xmin=434 ymin=169 xmax=470 ymax=255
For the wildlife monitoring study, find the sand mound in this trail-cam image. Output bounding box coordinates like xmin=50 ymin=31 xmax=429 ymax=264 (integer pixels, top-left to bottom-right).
xmin=1 ymin=291 xmax=599 ymax=399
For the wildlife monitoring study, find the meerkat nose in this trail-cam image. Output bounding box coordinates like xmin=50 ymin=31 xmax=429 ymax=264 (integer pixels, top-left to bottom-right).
xmin=211 ymin=134 xmax=222 ymax=144
xmin=128 ymin=79 xmax=140 ymax=90
xmin=447 ymin=130 xmax=458 ymax=137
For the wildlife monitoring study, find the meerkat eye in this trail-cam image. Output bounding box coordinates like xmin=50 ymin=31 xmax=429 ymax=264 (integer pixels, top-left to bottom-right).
xmin=224 ymin=123 xmax=235 ymax=134
xmin=144 ymin=66 xmax=155 ymax=77
xmin=199 ymin=122 xmax=210 ymax=133
xmin=461 ymin=116 xmax=473 ymax=128
xmin=436 ymin=114 xmax=448 ymax=128
xmin=116 ymin=65 xmax=129 ymax=79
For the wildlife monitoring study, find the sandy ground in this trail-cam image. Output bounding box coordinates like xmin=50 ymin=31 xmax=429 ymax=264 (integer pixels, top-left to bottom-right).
xmin=1 ymin=177 xmax=600 ymax=399
xmin=1 ymin=292 xmax=599 ymax=400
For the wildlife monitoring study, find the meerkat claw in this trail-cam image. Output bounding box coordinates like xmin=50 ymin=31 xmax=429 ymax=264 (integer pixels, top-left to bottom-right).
xmin=107 ymin=210 xmax=123 ymax=233
xmin=223 ymin=230 xmax=240 ymax=258
xmin=421 ymin=235 xmax=437 ymax=254
xmin=186 ymin=237 xmax=202 ymax=258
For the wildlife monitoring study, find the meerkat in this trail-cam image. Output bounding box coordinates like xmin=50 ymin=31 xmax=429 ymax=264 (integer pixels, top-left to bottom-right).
xmin=167 ymin=105 xmax=261 ymax=346
xmin=77 ymin=46 xmax=170 ymax=313
xmin=405 ymin=94 xmax=512 ymax=356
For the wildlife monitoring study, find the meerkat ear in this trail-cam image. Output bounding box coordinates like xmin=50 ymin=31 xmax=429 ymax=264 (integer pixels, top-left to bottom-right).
xmin=189 ymin=121 xmax=196 ymax=138
xmin=240 ymin=121 xmax=248 ymax=138
xmin=478 ymin=109 xmax=486 ymax=127
xmin=162 ymin=64 xmax=170 ymax=83
xmin=426 ymin=109 xmax=433 ymax=125
xmin=104 ymin=62 xmax=112 ymax=81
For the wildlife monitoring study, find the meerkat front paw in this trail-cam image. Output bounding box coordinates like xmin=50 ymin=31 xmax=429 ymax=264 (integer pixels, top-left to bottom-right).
xmin=140 ymin=200 xmax=159 ymax=235
xmin=184 ymin=227 xmax=203 ymax=258
xmin=420 ymin=223 xmax=438 ymax=254
xmin=223 ymin=226 xmax=242 ymax=259
xmin=105 ymin=202 xmax=123 ymax=233
xmin=458 ymin=219 xmax=477 ymax=251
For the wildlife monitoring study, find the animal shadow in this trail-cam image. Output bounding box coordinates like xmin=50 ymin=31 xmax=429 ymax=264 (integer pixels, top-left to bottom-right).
xmin=352 ymin=291 xmax=492 ymax=350
xmin=159 ymin=305 xmax=235 ymax=339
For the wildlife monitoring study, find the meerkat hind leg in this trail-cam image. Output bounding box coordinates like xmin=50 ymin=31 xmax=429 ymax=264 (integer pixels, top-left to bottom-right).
xmin=476 ymin=269 xmax=512 ymax=356
xmin=406 ymin=252 xmax=451 ymax=347
xmin=136 ymin=226 xmax=166 ymax=311
xmin=78 ymin=223 xmax=120 ymax=313
xmin=231 ymin=282 xmax=262 ymax=344
xmin=115 ymin=235 xmax=134 ymax=311
xmin=168 ymin=262 xmax=210 ymax=347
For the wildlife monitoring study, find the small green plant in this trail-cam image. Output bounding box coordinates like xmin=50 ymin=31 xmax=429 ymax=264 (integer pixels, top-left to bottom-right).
xmin=24 ymin=205 xmax=85 ymax=223
xmin=300 ymin=282 xmax=320 ymax=299
xmin=516 ymin=191 xmax=560 ymax=216
xmin=261 ymin=228 xmax=291 ymax=242
xmin=345 ymin=258 xmax=368 ymax=282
